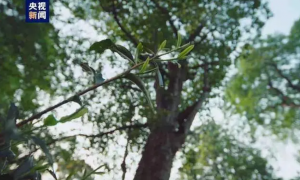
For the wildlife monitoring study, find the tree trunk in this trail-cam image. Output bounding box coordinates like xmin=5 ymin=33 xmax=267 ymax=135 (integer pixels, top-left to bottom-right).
xmin=133 ymin=128 xmax=185 ymax=180
xmin=133 ymin=62 xmax=209 ymax=180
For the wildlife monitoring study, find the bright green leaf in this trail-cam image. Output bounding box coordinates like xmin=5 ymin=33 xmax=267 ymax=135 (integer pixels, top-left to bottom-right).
xmin=158 ymin=40 xmax=167 ymax=51
xmin=59 ymin=107 xmax=88 ymax=123
xmin=140 ymin=57 xmax=151 ymax=73
xmin=177 ymin=33 xmax=182 ymax=48
xmin=178 ymin=45 xmax=194 ymax=59
xmin=81 ymin=164 xmax=106 ymax=180
xmin=135 ymin=43 xmax=143 ymax=63
xmin=43 ymin=114 xmax=58 ymax=126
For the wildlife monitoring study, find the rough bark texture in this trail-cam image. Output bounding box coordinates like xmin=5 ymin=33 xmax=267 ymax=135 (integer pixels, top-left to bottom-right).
xmin=133 ymin=129 xmax=185 ymax=180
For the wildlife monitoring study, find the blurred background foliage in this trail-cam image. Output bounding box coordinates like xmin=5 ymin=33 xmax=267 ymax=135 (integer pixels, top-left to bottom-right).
xmin=0 ymin=0 xmax=299 ymax=179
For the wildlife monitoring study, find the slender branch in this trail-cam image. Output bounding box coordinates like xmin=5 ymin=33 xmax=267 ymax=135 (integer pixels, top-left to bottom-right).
xmin=150 ymin=0 xmax=178 ymax=37
xmin=49 ymin=123 xmax=148 ymax=143
xmin=188 ymin=21 xmax=206 ymax=42
xmin=17 ymin=62 xmax=144 ymax=128
xmin=176 ymin=60 xmax=210 ymax=134
xmin=268 ymin=63 xmax=300 ymax=92
xmin=111 ymin=1 xmax=138 ymax=46
xmin=13 ymin=123 xmax=148 ymax=164
xmin=121 ymin=136 xmax=130 ymax=180
xmin=267 ymin=77 xmax=300 ymax=108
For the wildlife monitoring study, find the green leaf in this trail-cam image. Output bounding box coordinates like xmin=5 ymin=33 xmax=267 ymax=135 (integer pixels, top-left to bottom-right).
xmin=137 ymin=67 xmax=158 ymax=75
xmin=178 ymin=45 xmax=194 ymax=59
xmin=88 ymin=39 xmax=114 ymax=54
xmin=135 ymin=43 xmax=143 ymax=63
xmin=31 ymin=136 xmax=54 ymax=166
xmin=80 ymin=62 xmax=96 ymax=74
xmin=89 ymin=39 xmax=134 ymax=63
xmin=112 ymin=45 xmax=135 ymax=63
xmin=177 ymin=33 xmax=182 ymax=48
xmin=94 ymin=72 xmax=105 ymax=84
xmin=123 ymin=73 xmax=154 ymax=112
xmin=5 ymin=103 xmax=21 ymax=140
xmin=71 ymin=95 xmax=82 ymax=106
xmin=47 ymin=169 xmax=58 ymax=180
xmin=158 ymin=40 xmax=167 ymax=51
xmin=43 ymin=114 xmax=58 ymax=126
xmin=157 ymin=69 xmax=164 ymax=87
xmin=81 ymin=164 xmax=106 ymax=180
xmin=140 ymin=57 xmax=151 ymax=73
xmin=13 ymin=156 xmax=34 ymax=179
xmin=66 ymin=171 xmax=76 ymax=180
xmin=59 ymin=107 xmax=88 ymax=123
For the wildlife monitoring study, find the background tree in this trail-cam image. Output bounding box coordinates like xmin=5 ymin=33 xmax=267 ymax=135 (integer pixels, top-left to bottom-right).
xmin=226 ymin=18 xmax=300 ymax=140
xmin=179 ymin=120 xmax=280 ymax=180
xmin=1 ymin=0 xmax=297 ymax=180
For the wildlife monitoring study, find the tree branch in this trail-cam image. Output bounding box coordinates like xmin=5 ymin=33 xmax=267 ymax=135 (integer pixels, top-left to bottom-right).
xmin=121 ymin=136 xmax=129 ymax=180
xmin=268 ymin=63 xmax=300 ymax=92
xmin=176 ymin=61 xmax=210 ymax=135
xmin=150 ymin=0 xmax=178 ymax=38
xmin=267 ymin=77 xmax=300 ymax=108
xmin=187 ymin=21 xmax=206 ymax=42
xmin=111 ymin=1 xmax=138 ymax=46
xmin=17 ymin=62 xmax=144 ymax=128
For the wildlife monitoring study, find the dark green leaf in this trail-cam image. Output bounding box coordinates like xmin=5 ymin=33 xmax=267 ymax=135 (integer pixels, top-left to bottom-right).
xmin=47 ymin=169 xmax=58 ymax=180
xmin=7 ymin=103 xmax=18 ymax=123
xmin=59 ymin=107 xmax=88 ymax=123
xmin=113 ymin=45 xmax=135 ymax=63
xmin=43 ymin=114 xmax=58 ymax=126
xmin=178 ymin=45 xmax=194 ymax=59
xmin=135 ymin=43 xmax=143 ymax=63
xmin=140 ymin=57 xmax=151 ymax=73
xmin=80 ymin=62 xmax=96 ymax=74
xmin=123 ymin=73 xmax=154 ymax=112
xmin=13 ymin=156 xmax=34 ymax=179
xmin=157 ymin=69 xmax=164 ymax=87
xmin=31 ymin=136 xmax=54 ymax=166
xmin=94 ymin=73 xmax=105 ymax=84
xmin=88 ymin=39 xmax=114 ymax=54
xmin=71 ymin=95 xmax=82 ymax=106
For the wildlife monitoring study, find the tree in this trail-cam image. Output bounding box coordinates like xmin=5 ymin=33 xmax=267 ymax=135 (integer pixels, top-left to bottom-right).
xmin=0 ymin=0 xmax=66 ymax=116
xmin=179 ymin=121 xmax=280 ymax=180
xmin=0 ymin=0 xmax=285 ymax=180
xmin=226 ymin=18 xmax=300 ymax=140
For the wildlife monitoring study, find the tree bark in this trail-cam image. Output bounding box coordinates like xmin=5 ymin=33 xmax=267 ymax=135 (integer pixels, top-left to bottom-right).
xmin=133 ymin=128 xmax=185 ymax=180
xmin=133 ymin=61 xmax=210 ymax=180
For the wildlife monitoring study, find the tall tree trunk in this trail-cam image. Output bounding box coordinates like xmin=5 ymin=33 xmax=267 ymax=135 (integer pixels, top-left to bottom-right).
xmin=133 ymin=128 xmax=184 ymax=180
xmin=133 ymin=62 xmax=210 ymax=180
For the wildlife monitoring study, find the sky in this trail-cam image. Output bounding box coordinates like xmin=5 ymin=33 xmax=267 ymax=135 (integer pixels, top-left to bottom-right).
xmin=43 ymin=0 xmax=300 ymax=179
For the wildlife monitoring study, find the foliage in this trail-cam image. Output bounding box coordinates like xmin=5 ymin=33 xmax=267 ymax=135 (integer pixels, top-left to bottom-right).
xmin=0 ymin=0 xmax=66 ymax=117
xmin=226 ymin=18 xmax=300 ymax=140
xmin=180 ymin=121 xmax=280 ymax=180
xmin=1 ymin=0 xmax=293 ymax=179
